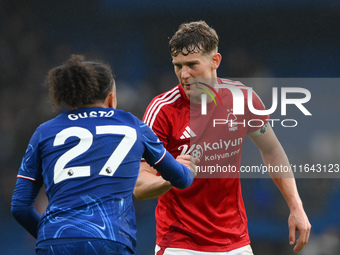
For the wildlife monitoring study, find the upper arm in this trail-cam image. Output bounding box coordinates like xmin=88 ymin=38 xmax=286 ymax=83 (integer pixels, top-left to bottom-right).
xmin=248 ymin=124 xmax=282 ymax=155
xmin=17 ymin=128 xmax=43 ymax=183
xmin=248 ymin=124 xmax=293 ymax=180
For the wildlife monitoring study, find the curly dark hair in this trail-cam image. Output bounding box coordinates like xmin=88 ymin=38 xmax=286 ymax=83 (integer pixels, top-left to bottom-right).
xmin=169 ymin=21 xmax=219 ymax=57
xmin=46 ymin=55 xmax=114 ymax=109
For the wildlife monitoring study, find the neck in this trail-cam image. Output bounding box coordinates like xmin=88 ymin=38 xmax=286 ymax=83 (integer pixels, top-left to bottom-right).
xmin=74 ymin=102 xmax=107 ymax=109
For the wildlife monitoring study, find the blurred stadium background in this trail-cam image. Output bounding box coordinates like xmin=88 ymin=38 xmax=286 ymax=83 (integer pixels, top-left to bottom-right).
xmin=1 ymin=1 xmax=339 ymax=254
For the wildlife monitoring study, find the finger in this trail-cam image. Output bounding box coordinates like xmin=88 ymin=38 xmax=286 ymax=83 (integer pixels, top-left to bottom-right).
xmin=293 ymin=239 xmax=300 ymax=253
xmin=306 ymin=223 xmax=311 ymax=243
xmin=191 ymin=168 xmax=197 ymax=177
xmin=176 ymin=155 xmax=191 ymax=168
xmin=300 ymin=223 xmax=311 ymax=251
xmin=293 ymin=238 xmax=306 ymax=254
xmin=293 ymin=227 xmax=310 ymax=253
xmin=189 ymin=156 xmax=199 ymax=168
xmin=189 ymin=166 xmax=197 ymax=177
xmin=177 ymin=154 xmax=191 ymax=160
xmin=300 ymin=221 xmax=311 ymax=245
xmin=190 ymin=162 xmax=197 ymax=177
xmin=299 ymin=229 xmax=307 ymax=245
xmin=191 ymin=157 xmax=200 ymax=165
xmin=180 ymin=161 xmax=190 ymax=168
xmin=289 ymin=225 xmax=296 ymax=246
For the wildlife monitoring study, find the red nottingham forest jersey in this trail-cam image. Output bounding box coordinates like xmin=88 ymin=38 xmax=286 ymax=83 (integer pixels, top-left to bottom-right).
xmin=143 ymin=79 xmax=269 ymax=252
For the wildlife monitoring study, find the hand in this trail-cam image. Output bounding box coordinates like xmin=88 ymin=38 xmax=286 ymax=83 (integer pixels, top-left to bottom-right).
xmin=176 ymin=155 xmax=199 ymax=177
xmin=288 ymin=206 xmax=311 ymax=253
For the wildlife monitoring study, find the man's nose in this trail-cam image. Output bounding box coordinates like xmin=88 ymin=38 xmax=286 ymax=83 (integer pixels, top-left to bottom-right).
xmin=181 ymin=66 xmax=190 ymax=80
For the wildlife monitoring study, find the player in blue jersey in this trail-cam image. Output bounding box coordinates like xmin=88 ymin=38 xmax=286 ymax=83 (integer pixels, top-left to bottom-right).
xmin=11 ymin=55 xmax=196 ymax=255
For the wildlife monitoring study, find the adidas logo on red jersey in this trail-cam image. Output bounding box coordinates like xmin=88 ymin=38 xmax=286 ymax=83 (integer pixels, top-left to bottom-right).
xmin=180 ymin=126 xmax=196 ymax=139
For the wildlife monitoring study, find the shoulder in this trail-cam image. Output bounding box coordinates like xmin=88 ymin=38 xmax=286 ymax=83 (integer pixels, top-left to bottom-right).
xmin=218 ymin=78 xmax=254 ymax=99
xmin=143 ymin=85 xmax=183 ymax=125
xmin=35 ymin=114 xmax=61 ymax=133
xmin=148 ymin=85 xmax=182 ymax=108
xmin=25 ymin=115 xmax=62 ymax=147
xmin=219 ymin=78 xmax=245 ymax=88
xmin=113 ymin=109 xmax=141 ymax=124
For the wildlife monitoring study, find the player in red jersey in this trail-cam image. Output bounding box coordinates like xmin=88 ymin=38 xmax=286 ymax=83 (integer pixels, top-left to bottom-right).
xmin=134 ymin=21 xmax=311 ymax=254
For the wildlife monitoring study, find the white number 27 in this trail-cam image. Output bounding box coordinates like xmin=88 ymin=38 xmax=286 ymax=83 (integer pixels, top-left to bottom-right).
xmin=53 ymin=125 xmax=137 ymax=184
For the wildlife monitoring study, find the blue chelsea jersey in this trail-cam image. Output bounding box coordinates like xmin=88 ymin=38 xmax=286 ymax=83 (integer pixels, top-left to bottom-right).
xmin=17 ymin=107 xmax=166 ymax=252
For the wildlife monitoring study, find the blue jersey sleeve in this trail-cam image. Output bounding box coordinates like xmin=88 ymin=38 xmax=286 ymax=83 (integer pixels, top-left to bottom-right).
xmin=139 ymin=121 xmax=194 ymax=189
xmin=139 ymin=122 xmax=166 ymax=166
xmin=11 ymin=178 xmax=42 ymax=238
xmin=154 ymin=151 xmax=194 ymax=189
xmin=11 ymin=128 xmax=43 ymax=238
xmin=17 ymin=127 xmax=43 ymax=182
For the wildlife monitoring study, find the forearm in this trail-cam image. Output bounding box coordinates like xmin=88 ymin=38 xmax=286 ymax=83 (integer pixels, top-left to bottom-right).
xmin=261 ymin=145 xmax=302 ymax=210
xmin=136 ymin=150 xmax=194 ymax=200
xmin=11 ymin=204 xmax=40 ymax=238
xmin=252 ymin=124 xmax=310 ymax=252
xmin=134 ymin=164 xmax=172 ymax=200
xmin=154 ymin=151 xmax=194 ymax=189
xmin=264 ymin=148 xmax=311 ymax=253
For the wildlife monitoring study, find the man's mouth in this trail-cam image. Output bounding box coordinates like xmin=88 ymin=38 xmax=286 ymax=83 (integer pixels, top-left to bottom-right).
xmin=184 ymin=82 xmax=199 ymax=88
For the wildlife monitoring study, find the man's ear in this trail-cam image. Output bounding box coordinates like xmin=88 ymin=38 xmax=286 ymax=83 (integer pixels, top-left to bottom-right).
xmin=211 ymin=53 xmax=222 ymax=70
xmin=105 ymin=92 xmax=115 ymax=108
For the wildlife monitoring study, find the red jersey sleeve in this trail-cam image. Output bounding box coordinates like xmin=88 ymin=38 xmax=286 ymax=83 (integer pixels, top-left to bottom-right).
xmin=246 ymin=89 xmax=270 ymax=134
xmin=143 ymin=96 xmax=170 ymax=148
